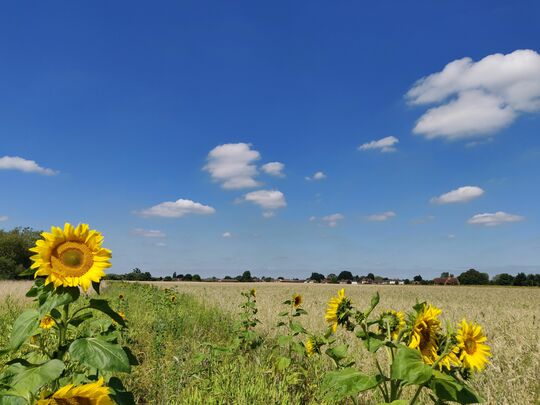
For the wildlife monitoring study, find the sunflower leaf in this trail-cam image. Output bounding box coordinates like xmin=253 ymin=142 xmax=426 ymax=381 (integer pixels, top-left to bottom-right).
xmin=391 ymin=346 xmax=433 ymax=385
xmin=69 ymin=337 xmax=130 ymax=372
xmin=322 ymin=368 xmax=382 ymax=400
xmin=88 ymin=299 xmax=126 ymax=327
xmin=9 ymin=310 xmax=39 ymax=351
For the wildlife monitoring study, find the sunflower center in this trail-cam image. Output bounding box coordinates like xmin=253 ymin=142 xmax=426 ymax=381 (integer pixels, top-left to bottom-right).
xmin=51 ymin=241 xmax=94 ymax=277
xmin=418 ymin=328 xmax=432 ymax=350
xmin=464 ymin=338 xmax=477 ymax=354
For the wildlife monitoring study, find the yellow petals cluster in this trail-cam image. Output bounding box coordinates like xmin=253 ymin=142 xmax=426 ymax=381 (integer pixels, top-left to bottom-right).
xmin=39 ymin=315 xmax=55 ymax=329
xmin=30 ymin=223 xmax=112 ymax=291
xmin=408 ymin=304 xmax=442 ymax=365
xmin=456 ymin=319 xmax=491 ymax=372
xmin=292 ymin=293 xmax=302 ymax=308
xmin=325 ymin=288 xmax=350 ymax=333
xmin=37 ymin=378 xmax=113 ymax=405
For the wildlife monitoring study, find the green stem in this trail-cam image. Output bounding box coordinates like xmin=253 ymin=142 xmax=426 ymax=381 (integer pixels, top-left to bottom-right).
xmin=409 ymin=385 xmax=423 ymax=405
xmin=375 ymin=358 xmax=389 ymax=402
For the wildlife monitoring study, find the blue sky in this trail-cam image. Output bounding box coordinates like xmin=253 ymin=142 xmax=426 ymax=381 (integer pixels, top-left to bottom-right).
xmin=1 ymin=1 xmax=539 ymax=278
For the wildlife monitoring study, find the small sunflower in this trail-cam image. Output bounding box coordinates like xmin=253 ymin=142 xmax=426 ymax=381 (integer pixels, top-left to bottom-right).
xmin=325 ymin=288 xmax=351 ymax=333
xmin=118 ymin=312 xmax=126 ymax=321
xmin=118 ymin=294 xmax=124 ymax=300
xmin=250 ymin=288 xmax=256 ymax=298
xmin=305 ymin=337 xmax=315 ymax=357
xmin=292 ymin=293 xmax=302 ymax=308
xmin=30 ymin=223 xmax=112 ymax=291
xmin=456 ymin=319 xmax=491 ymax=372
xmin=39 ymin=315 xmax=56 ymax=329
xmin=37 ymin=378 xmax=113 ymax=405
xmin=171 ymin=295 xmax=177 ymax=302
xmin=379 ymin=310 xmax=406 ymax=340
xmin=409 ymin=304 xmax=442 ymax=365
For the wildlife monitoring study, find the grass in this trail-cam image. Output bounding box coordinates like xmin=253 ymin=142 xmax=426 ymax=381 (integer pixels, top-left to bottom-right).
xmin=1 ymin=280 xmax=539 ymax=404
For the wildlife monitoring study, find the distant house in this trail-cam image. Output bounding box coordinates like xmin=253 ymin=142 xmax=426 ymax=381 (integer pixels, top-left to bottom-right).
xmin=433 ymin=277 xmax=460 ymax=286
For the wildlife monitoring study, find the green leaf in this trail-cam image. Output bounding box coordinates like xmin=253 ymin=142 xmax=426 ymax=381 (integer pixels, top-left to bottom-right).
xmin=39 ymin=287 xmax=80 ymax=315
xmin=376 ymin=401 xmax=408 ymax=405
xmin=276 ymin=356 xmax=291 ymax=371
xmin=364 ymin=336 xmax=385 ymax=353
xmin=69 ymin=337 xmax=130 ymax=372
xmin=277 ymin=335 xmax=292 ymax=347
xmin=18 ymin=267 xmax=36 ymax=277
xmin=0 ymin=393 xmax=27 ymax=405
xmin=391 ymin=346 xmax=433 ymax=385
xmin=88 ymin=299 xmax=127 ymax=327
xmin=322 ymin=368 xmax=382 ymax=400
xmin=92 ymin=281 xmax=101 ymax=294
xmin=7 ymin=359 xmax=65 ymax=395
xmin=326 ymin=344 xmax=348 ymax=363
xmin=9 ymin=310 xmax=39 ymax=350
xmin=108 ymin=377 xmax=136 ymax=405
xmin=278 ymin=311 xmax=289 ymax=317
xmin=430 ymin=371 xmax=483 ymax=404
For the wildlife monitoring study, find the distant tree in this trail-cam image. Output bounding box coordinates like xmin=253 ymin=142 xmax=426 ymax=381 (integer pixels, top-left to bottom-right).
xmin=309 ymin=272 xmax=325 ymax=283
xmin=492 ymin=273 xmax=514 ymax=286
xmin=183 ymin=273 xmax=193 ymax=281
xmin=192 ymin=274 xmax=201 ymax=281
xmin=327 ymin=273 xmax=338 ymax=284
xmin=403 ymin=279 xmax=410 ymax=285
xmin=240 ymin=270 xmax=252 ymax=282
xmin=458 ymin=269 xmax=489 ymax=285
xmin=440 ymin=272 xmax=450 ymax=278
xmin=0 ymin=227 xmax=43 ymax=279
xmin=413 ymin=275 xmax=423 ymax=283
xmin=224 ymin=275 xmax=232 ymax=280
xmin=163 ymin=276 xmax=172 ymax=281
xmin=513 ymin=272 xmax=527 ymax=286
xmin=337 ymin=271 xmax=353 ymax=281
xmin=172 ymin=272 xmax=177 ymax=279
xmin=526 ymin=274 xmax=537 ymax=286
xmin=367 ymin=273 xmax=375 ymax=281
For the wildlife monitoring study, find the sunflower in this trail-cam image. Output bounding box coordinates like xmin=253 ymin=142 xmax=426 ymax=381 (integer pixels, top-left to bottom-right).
xmin=118 ymin=294 xmax=124 ymax=300
xmin=325 ymin=289 xmax=351 ymax=333
xmin=250 ymin=288 xmax=256 ymax=298
xmin=37 ymin=378 xmax=113 ymax=405
xmin=39 ymin=315 xmax=56 ymax=329
xmin=118 ymin=312 xmax=126 ymax=321
xmin=171 ymin=295 xmax=177 ymax=302
xmin=305 ymin=337 xmax=315 ymax=357
xmin=408 ymin=304 xmax=442 ymax=365
xmin=30 ymin=223 xmax=111 ymax=291
xmin=292 ymin=293 xmax=302 ymax=308
xmin=456 ymin=319 xmax=491 ymax=372
xmin=436 ymin=345 xmax=461 ymax=371
xmin=379 ymin=310 xmax=406 ymax=340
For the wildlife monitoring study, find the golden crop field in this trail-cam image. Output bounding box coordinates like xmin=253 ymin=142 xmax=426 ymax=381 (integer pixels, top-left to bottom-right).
xmin=163 ymin=281 xmax=540 ymax=404
xmin=1 ymin=280 xmax=539 ymax=404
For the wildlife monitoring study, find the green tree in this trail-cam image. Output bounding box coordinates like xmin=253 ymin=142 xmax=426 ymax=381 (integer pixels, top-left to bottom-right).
xmin=513 ymin=272 xmax=527 ymax=286
xmin=192 ymin=274 xmax=201 ymax=281
xmin=492 ymin=273 xmax=514 ymax=286
xmin=413 ymin=275 xmax=423 ymax=283
xmin=337 ymin=271 xmax=353 ymax=281
xmin=458 ymin=269 xmax=489 ymax=285
xmin=0 ymin=227 xmax=42 ymax=279
xmin=309 ymin=272 xmax=325 ymax=283
xmin=440 ymin=272 xmax=450 ymax=278
xmin=240 ymin=270 xmax=252 ymax=282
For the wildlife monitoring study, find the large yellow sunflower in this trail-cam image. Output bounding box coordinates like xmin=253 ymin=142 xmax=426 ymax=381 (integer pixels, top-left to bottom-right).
xmin=408 ymin=304 xmax=442 ymax=365
xmin=30 ymin=223 xmax=112 ymax=291
xmin=325 ymin=288 xmax=350 ymax=333
xmin=292 ymin=293 xmax=303 ymax=308
xmin=456 ymin=319 xmax=491 ymax=372
xmin=37 ymin=378 xmax=113 ymax=405
xmin=379 ymin=310 xmax=406 ymax=340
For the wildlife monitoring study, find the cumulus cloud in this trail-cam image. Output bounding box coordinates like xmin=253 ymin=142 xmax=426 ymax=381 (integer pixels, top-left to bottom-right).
xmin=321 ymin=213 xmax=344 ymax=227
xmin=358 ymin=136 xmax=399 ymax=153
xmin=0 ymin=156 xmax=57 ymax=175
xmin=430 ymin=186 xmax=484 ymax=204
xmin=222 ymin=232 xmax=232 ymax=238
xmin=261 ymin=161 xmax=285 ymax=177
xmin=137 ymin=198 xmax=215 ymax=218
xmin=407 ymin=49 xmax=540 ymax=139
xmin=0 ymin=216 xmax=8 ymax=222
xmin=305 ymin=171 xmax=327 ymax=181
xmin=366 ymin=211 xmax=396 ymax=222
xmin=240 ymin=189 xmax=286 ymax=217
xmin=203 ymin=143 xmax=261 ymax=189
xmin=133 ymin=228 xmax=166 ymax=238
xmin=467 ymin=211 xmax=524 ymax=226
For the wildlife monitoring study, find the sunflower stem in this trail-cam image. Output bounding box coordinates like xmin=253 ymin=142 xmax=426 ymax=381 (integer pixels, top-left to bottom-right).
xmin=409 ymin=385 xmax=423 ymax=405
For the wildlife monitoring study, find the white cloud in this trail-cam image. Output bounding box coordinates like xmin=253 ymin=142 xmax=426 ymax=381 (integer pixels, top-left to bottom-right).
xmin=261 ymin=161 xmax=285 ymax=177
xmin=133 ymin=228 xmax=166 ymax=238
xmin=366 ymin=211 xmax=396 ymax=222
xmin=0 ymin=156 xmax=57 ymax=175
xmin=203 ymin=143 xmax=261 ymax=189
xmin=137 ymin=198 xmax=216 ymax=218
xmin=430 ymin=186 xmax=484 ymax=204
xmin=222 ymin=232 xmax=232 ymax=238
xmin=305 ymin=171 xmax=327 ymax=181
xmin=155 ymin=242 xmax=167 ymax=247
xmin=321 ymin=213 xmax=344 ymax=227
xmin=0 ymin=216 xmax=8 ymax=222
xmin=358 ymin=136 xmax=399 ymax=153
xmin=241 ymin=189 xmax=286 ymax=217
xmin=468 ymin=211 xmax=524 ymax=226
xmin=407 ymin=49 xmax=540 ymax=139
xmin=447 ymin=234 xmax=456 ymax=239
